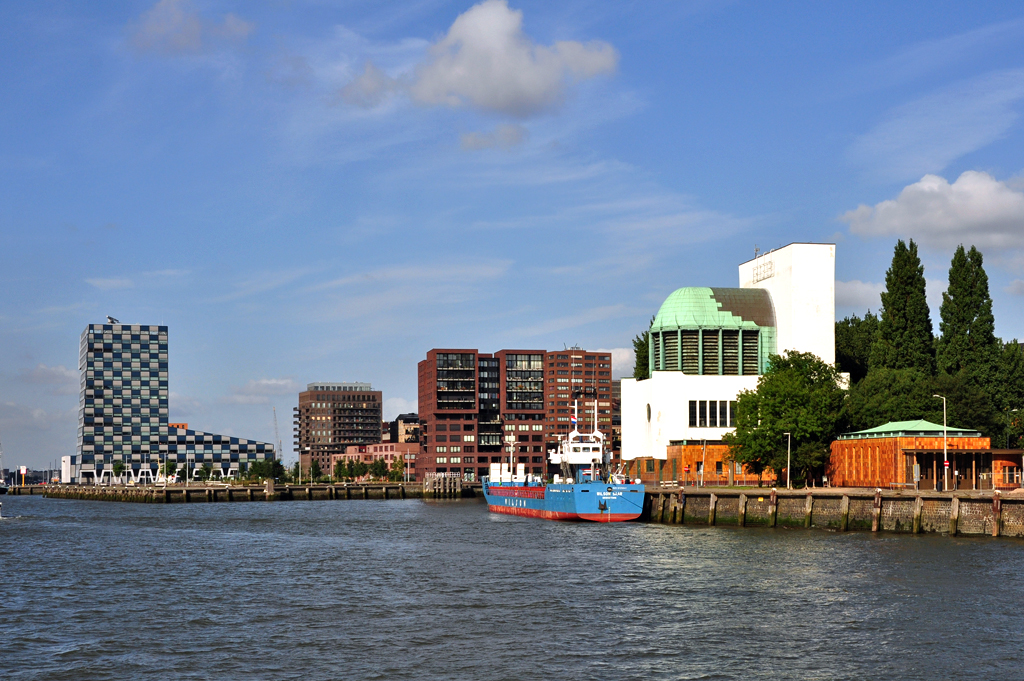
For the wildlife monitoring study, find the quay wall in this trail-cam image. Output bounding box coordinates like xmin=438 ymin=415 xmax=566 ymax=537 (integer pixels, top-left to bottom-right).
xmin=643 ymin=487 xmax=1022 ymax=538
xmin=25 ymin=482 xmax=477 ymax=503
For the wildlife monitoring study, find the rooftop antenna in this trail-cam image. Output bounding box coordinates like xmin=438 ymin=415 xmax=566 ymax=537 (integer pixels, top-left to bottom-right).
xmin=107 ymin=316 xmax=120 ymax=324
xmin=753 ymin=245 xmax=760 ymax=259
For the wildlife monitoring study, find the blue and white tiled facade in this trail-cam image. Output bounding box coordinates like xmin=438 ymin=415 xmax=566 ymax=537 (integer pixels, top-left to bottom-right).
xmin=72 ymin=323 xmax=274 ymax=483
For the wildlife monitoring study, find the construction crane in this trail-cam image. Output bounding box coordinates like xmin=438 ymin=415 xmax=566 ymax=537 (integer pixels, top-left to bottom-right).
xmin=273 ymin=406 xmax=283 ymax=462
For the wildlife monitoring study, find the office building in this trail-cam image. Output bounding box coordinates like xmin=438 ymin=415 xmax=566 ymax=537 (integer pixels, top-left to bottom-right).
xmin=295 ymin=382 xmax=382 ymax=476
xmin=71 ymin=322 xmax=274 ymax=483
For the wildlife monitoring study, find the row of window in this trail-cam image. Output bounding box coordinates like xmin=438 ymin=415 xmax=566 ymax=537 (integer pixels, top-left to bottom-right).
xmin=688 ymin=400 xmax=738 ymax=428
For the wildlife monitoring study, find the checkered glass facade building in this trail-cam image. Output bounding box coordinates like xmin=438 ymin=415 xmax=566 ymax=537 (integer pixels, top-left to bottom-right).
xmin=72 ymin=323 xmax=274 ymax=483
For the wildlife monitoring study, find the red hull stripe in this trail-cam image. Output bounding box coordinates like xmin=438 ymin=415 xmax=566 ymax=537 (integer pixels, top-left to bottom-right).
xmin=487 ymin=505 xmax=639 ymax=523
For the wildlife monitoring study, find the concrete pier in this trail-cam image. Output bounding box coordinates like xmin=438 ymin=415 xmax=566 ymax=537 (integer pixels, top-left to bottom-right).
xmin=29 ymin=482 xmax=474 ymax=503
xmin=642 ymin=486 xmax=1024 ymax=538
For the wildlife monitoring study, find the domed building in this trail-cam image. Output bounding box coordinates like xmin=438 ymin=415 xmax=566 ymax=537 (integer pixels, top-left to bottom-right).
xmin=621 ymin=243 xmax=836 ymax=483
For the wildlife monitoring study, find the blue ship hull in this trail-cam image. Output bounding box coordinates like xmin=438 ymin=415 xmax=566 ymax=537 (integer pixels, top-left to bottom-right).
xmin=482 ymin=481 xmax=645 ymax=522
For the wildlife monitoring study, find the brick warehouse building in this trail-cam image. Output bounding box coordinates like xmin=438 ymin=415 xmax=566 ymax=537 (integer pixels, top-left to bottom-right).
xmin=418 ymin=348 xmax=613 ymax=481
xmin=295 ymin=382 xmax=382 ymax=477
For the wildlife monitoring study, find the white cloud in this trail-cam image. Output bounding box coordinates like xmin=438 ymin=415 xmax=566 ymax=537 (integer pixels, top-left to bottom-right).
xmin=840 ymin=171 xmax=1024 ymax=251
xmin=849 ymin=69 xmax=1024 ymax=181
xmin=340 ymin=61 xmax=401 ymax=107
xmin=510 ymin=304 xmax=628 ymax=337
xmin=129 ymin=0 xmax=253 ymax=55
xmin=86 ymin=278 xmax=134 ymax=290
xmin=596 ymin=347 xmax=635 ymax=379
xmin=19 ymin=364 xmax=79 ymax=394
xmin=224 ymin=378 xmax=301 ymax=405
xmin=461 ymin=124 xmax=529 ymax=150
xmin=383 ymin=397 xmax=417 ymax=421
xmin=1008 ymin=280 xmax=1024 ymax=296
xmin=835 ymin=280 xmax=884 ymax=311
xmin=341 ymin=0 xmax=617 ymax=117
xmin=169 ymin=391 xmax=203 ymax=419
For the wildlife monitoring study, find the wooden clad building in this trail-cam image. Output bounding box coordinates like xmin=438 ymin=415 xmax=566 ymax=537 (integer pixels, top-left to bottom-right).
xmin=828 ymin=420 xmax=1023 ymax=491
xmin=627 ymin=443 xmax=775 ymax=487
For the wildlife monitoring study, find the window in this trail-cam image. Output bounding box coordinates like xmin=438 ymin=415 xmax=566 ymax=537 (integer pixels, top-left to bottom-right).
xmin=736 ymin=462 xmax=743 ymax=475
xmin=437 ymin=457 xmax=447 ymax=464
xmin=645 ymin=460 xmax=655 ymax=472
xmin=462 ymin=456 xmax=474 ymax=463
xmin=708 ymin=401 xmax=717 ymax=427
xmin=436 ymin=447 xmax=448 ymax=453
xmin=532 ymin=424 xmax=543 ymax=431
xmin=450 ymin=447 xmax=461 ymax=453
xmin=436 ymin=435 xmax=447 ymax=442
xmin=450 ymin=457 xmax=461 ymax=464
xmin=716 ymin=461 xmax=723 ymax=474
xmin=700 ymin=400 xmax=709 ymax=427
xmin=730 ymin=401 xmax=737 ymax=427
xmin=689 ymin=401 xmax=697 ymax=428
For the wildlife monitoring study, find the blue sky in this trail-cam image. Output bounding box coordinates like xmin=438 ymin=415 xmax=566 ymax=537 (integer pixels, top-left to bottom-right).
xmin=3 ymin=0 xmax=1024 ymax=470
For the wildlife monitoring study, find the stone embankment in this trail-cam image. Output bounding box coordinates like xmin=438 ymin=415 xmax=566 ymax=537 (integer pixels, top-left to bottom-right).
xmin=25 ymin=479 xmax=476 ymax=502
xmin=643 ymin=486 xmax=1024 ymax=538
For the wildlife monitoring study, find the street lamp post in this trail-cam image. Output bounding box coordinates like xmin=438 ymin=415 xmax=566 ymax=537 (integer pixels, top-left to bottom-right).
xmin=933 ymin=394 xmax=947 ymax=491
xmin=783 ymin=432 xmax=792 ymax=490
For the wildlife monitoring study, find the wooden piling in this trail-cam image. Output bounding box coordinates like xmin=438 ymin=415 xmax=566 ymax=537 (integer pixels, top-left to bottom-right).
xmin=992 ymin=492 xmax=1002 ymax=537
xmin=708 ymin=493 xmax=718 ymax=526
xmin=738 ymin=493 xmax=747 ymax=527
xmin=804 ymin=493 xmax=813 ymax=528
xmin=872 ymin=490 xmax=882 ymax=532
xmin=768 ymin=489 xmax=777 ymax=528
xmin=912 ymin=495 xmax=923 ymax=534
xmin=839 ymin=495 xmax=850 ymax=531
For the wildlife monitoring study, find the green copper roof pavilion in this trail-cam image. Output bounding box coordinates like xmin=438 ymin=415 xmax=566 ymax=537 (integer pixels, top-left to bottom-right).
xmin=837 ymin=419 xmax=981 ymax=440
xmin=649 ymin=287 xmax=776 ymax=376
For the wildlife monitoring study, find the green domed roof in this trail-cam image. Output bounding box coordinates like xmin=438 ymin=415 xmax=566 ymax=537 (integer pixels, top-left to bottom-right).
xmin=651 ymin=287 xmax=775 ymax=332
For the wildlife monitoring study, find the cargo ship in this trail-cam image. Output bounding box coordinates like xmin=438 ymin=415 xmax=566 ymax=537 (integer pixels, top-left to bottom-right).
xmin=481 ymin=402 xmax=644 ymax=522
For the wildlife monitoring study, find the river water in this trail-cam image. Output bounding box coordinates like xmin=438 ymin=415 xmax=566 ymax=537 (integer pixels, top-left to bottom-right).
xmin=1 ymin=494 xmax=1022 ymax=680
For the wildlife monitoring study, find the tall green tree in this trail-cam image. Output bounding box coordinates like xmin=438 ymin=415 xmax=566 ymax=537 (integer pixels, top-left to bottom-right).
xmin=835 ymin=311 xmax=879 ymax=384
xmin=845 ymin=368 xmax=940 ymax=431
xmin=309 ymin=459 xmax=322 ymax=481
xmin=997 ymin=341 xmax=1024 ymax=447
xmin=937 ymin=245 xmax=1000 ymax=387
xmin=724 ymin=351 xmax=846 ymax=485
xmin=870 ymin=239 xmax=935 ymax=373
xmin=334 ymin=460 xmax=347 ymax=480
xmin=632 ymin=317 xmax=653 ymax=380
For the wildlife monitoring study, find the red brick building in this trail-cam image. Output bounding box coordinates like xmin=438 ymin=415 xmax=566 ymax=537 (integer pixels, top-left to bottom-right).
xmin=330 ymin=442 xmax=420 ymax=481
xmin=543 ymin=348 xmax=613 ymax=460
xmin=418 ymin=349 xmax=547 ymax=481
